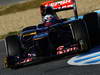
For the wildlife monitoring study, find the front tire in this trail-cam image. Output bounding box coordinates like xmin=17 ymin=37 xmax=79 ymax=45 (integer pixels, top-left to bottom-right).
xmin=5 ymin=35 xmax=22 ymax=68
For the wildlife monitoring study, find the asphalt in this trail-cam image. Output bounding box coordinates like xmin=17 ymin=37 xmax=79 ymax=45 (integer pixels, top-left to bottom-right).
xmin=0 ymin=40 xmax=100 ymax=75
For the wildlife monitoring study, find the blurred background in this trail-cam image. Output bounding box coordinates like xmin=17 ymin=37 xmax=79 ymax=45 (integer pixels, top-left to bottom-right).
xmin=0 ymin=0 xmax=30 ymax=5
xmin=0 ymin=0 xmax=100 ymax=38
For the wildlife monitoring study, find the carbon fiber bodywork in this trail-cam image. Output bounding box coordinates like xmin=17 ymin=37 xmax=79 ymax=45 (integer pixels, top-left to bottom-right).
xmin=4 ymin=18 xmax=90 ymax=69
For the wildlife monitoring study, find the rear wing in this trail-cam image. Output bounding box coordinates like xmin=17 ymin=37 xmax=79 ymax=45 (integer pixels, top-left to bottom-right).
xmin=40 ymin=0 xmax=78 ymax=19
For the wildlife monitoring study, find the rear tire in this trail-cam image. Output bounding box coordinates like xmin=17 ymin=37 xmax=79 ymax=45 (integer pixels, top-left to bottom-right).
xmin=83 ymin=12 xmax=100 ymax=47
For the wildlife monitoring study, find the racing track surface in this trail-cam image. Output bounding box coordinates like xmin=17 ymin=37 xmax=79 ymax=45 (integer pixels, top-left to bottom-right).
xmin=0 ymin=40 xmax=100 ymax=75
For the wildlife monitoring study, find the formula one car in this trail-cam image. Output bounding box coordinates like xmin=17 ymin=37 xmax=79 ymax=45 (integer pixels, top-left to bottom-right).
xmin=4 ymin=0 xmax=91 ymax=69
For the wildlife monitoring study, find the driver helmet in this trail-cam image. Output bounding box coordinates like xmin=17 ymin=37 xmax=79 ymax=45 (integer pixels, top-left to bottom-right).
xmin=43 ymin=14 xmax=59 ymax=23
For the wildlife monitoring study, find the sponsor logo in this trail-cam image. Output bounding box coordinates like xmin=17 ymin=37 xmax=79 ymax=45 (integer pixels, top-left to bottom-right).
xmin=56 ymin=45 xmax=79 ymax=55
xmin=50 ymin=0 xmax=72 ymax=6
xmin=67 ymin=48 xmax=100 ymax=65
xmin=43 ymin=0 xmax=74 ymax=9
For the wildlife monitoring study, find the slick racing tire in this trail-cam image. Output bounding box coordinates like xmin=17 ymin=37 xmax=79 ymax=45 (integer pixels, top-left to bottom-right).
xmin=5 ymin=35 xmax=22 ymax=68
xmin=70 ymin=19 xmax=90 ymax=52
xmin=83 ymin=12 xmax=100 ymax=47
